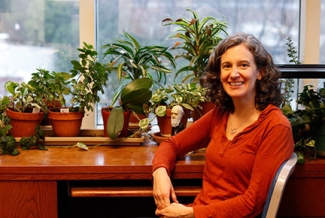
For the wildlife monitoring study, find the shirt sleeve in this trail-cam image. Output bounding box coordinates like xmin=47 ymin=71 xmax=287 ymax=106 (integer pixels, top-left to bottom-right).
xmin=152 ymin=108 xmax=216 ymax=175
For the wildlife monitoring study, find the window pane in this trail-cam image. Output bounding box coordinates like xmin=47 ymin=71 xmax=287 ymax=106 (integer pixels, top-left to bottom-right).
xmin=321 ymin=0 xmax=325 ymax=64
xmin=0 ymin=0 xmax=79 ymax=97
xmin=96 ymin=0 xmax=300 ymax=125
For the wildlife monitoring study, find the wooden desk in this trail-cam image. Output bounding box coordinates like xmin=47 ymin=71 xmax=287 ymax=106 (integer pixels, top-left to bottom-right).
xmin=0 ymin=145 xmax=324 ymax=217
xmin=0 ymin=145 xmax=204 ymax=218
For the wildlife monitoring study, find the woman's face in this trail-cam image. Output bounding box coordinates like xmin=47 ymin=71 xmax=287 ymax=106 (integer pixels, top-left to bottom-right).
xmin=220 ymin=44 xmax=262 ymax=100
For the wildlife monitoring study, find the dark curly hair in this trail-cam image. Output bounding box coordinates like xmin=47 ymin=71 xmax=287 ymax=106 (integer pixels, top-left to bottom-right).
xmin=200 ymin=33 xmax=282 ymax=113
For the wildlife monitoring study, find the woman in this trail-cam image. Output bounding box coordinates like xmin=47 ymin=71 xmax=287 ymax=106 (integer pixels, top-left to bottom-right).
xmin=152 ymin=33 xmax=294 ymax=218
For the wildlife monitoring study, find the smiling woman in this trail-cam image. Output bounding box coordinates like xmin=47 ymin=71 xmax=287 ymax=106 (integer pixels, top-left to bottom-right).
xmin=151 ymin=32 xmax=294 ymax=218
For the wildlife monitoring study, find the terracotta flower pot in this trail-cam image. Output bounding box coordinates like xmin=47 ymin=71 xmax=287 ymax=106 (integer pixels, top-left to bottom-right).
xmin=101 ymin=107 xmax=131 ymax=138
xmin=48 ymin=110 xmax=84 ymax=137
xmin=128 ymin=112 xmax=148 ymax=128
xmin=6 ymin=108 xmax=45 ymax=137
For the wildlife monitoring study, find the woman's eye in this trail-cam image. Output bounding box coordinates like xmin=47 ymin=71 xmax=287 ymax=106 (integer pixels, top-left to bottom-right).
xmin=222 ymin=64 xmax=230 ymax=69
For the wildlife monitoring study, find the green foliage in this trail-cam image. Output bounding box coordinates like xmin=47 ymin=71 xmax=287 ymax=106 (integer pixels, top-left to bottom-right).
xmin=107 ymin=78 xmax=153 ymax=139
xmin=286 ymin=37 xmax=301 ymax=65
xmin=19 ymin=126 xmax=46 ymax=150
xmin=150 ymin=83 xmax=207 ymax=113
xmin=103 ymin=31 xmax=176 ymax=84
xmin=286 ymin=84 xmax=325 ymax=160
xmin=4 ymin=81 xmax=45 ymax=113
xmin=0 ymin=135 xmax=19 ymax=156
xmin=0 ymin=96 xmax=19 ymax=156
xmin=162 ymin=8 xmax=227 ymax=83
xmin=281 ymin=37 xmax=301 ymax=113
xmin=29 ymin=68 xmax=71 ymax=111
xmin=30 ymin=43 xmax=110 ymax=113
xmin=69 ymin=42 xmax=111 ymax=112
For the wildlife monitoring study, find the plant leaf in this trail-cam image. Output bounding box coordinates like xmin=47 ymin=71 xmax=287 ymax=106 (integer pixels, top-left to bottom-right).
xmin=107 ymin=107 xmax=124 ymax=139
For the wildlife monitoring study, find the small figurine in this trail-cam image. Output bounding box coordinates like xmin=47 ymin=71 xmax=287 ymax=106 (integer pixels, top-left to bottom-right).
xmin=171 ymin=105 xmax=185 ymax=135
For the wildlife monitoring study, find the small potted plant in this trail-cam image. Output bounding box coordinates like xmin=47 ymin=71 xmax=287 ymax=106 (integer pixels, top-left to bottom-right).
xmin=47 ymin=42 xmax=110 ymax=137
xmin=146 ymin=83 xmax=203 ymax=137
xmin=28 ymin=68 xmax=71 ymax=125
xmin=4 ymin=80 xmax=46 ymax=137
xmin=103 ymin=77 xmax=153 ymax=139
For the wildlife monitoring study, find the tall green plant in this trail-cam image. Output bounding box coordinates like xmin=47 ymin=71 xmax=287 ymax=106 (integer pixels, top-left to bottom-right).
xmin=102 ymin=31 xmax=176 ymax=84
xmin=281 ymin=37 xmax=301 ymax=114
xmin=69 ymin=42 xmax=110 ymax=112
xmin=162 ymin=8 xmax=227 ymax=83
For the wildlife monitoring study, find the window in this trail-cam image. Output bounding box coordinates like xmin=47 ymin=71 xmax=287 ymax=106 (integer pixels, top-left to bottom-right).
xmin=96 ymin=0 xmax=300 ymax=125
xmin=0 ymin=0 xmax=79 ymax=96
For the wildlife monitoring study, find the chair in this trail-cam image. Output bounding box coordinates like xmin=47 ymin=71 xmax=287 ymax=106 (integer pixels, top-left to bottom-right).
xmin=261 ymin=152 xmax=298 ymax=218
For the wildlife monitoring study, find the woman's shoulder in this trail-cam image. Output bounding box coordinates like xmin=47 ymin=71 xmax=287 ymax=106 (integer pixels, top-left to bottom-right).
xmin=259 ymin=104 xmax=291 ymax=127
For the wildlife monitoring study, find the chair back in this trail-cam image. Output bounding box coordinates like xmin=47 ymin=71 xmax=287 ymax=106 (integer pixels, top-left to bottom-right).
xmin=261 ymin=152 xmax=297 ymax=218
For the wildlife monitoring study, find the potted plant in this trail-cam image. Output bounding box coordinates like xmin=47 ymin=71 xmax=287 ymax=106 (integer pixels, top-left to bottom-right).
xmin=285 ymin=84 xmax=325 ymax=162
xmin=162 ymin=8 xmax=226 ymax=117
xmin=47 ymin=42 xmax=110 ymax=137
xmin=28 ymin=68 xmax=71 ymax=125
xmin=4 ymin=80 xmax=46 ymax=137
xmin=103 ymin=77 xmax=153 ymax=139
xmin=102 ymin=31 xmax=176 ymax=127
xmin=145 ymin=83 xmax=203 ymax=137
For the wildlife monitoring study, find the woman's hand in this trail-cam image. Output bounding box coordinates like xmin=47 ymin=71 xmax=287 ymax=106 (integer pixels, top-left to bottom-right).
xmin=155 ymin=202 xmax=194 ymax=218
xmin=152 ymin=167 xmax=178 ymax=209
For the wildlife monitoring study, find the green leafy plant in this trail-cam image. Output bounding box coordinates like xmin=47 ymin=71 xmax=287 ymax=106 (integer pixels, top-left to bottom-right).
xmin=0 ymin=96 xmax=19 ymax=156
xmin=150 ymin=83 xmax=206 ymax=113
xmin=28 ymin=68 xmax=71 ymax=111
xmin=281 ymin=37 xmax=301 ymax=114
xmin=4 ymin=81 xmax=45 ymax=113
xmin=102 ymin=31 xmax=176 ymax=84
xmin=41 ymin=42 xmax=110 ymax=113
xmin=162 ymin=8 xmax=227 ymax=83
xmin=69 ymin=42 xmax=110 ymax=112
xmin=138 ymin=83 xmax=207 ymax=131
xmin=19 ymin=126 xmax=46 ymax=150
xmin=107 ymin=77 xmax=153 ymax=139
xmin=286 ymin=84 xmax=325 ymax=161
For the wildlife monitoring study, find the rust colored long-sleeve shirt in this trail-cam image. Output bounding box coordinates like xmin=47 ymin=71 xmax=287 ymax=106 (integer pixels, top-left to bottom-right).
xmin=152 ymin=104 xmax=294 ymax=218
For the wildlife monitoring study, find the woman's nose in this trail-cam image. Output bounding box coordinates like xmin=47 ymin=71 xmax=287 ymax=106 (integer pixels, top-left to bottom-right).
xmin=230 ymin=67 xmax=239 ymax=78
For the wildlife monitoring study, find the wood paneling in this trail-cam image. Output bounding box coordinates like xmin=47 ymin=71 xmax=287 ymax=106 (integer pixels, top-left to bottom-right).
xmin=0 ymin=181 xmax=57 ymax=218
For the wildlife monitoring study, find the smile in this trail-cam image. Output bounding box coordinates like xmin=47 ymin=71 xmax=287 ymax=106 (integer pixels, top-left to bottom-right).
xmin=229 ymin=82 xmax=244 ymax=86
